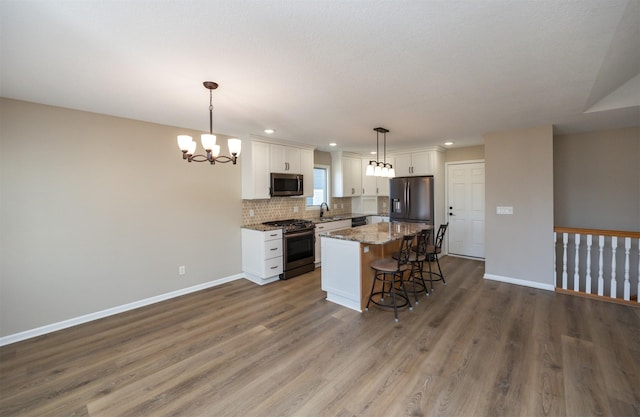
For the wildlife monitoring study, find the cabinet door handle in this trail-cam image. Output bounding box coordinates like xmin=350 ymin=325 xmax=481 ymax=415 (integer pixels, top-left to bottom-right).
xmin=270 ymin=265 xmax=278 ymax=269
xmin=270 ymin=247 xmax=278 ymax=251
xmin=269 ymin=233 xmax=279 ymax=237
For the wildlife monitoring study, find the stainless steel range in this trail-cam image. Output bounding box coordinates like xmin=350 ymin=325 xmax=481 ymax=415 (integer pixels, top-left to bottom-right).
xmin=262 ymin=219 xmax=315 ymax=280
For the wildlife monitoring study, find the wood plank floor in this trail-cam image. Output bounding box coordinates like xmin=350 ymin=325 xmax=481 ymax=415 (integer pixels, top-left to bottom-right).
xmin=1 ymin=257 xmax=639 ymax=416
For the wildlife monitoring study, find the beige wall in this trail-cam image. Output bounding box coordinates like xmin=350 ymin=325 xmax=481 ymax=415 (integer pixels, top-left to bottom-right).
xmin=0 ymin=99 xmax=243 ymax=337
xmin=314 ymin=150 xmax=332 ymax=166
xmin=554 ymin=127 xmax=640 ymax=231
xmin=444 ymin=145 xmax=484 ymax=162
xmin=484 ymin=125 xmax=554 ymax=287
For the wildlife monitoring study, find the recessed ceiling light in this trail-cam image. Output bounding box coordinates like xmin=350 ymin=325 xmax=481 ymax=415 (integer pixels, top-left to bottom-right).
xmin=329 ymin=142 xmax=337 ymax=147
xmin=444 ymin=141 xmax=454 ymax=146
xmin=264 ymin=129 xmax=275 ymax=134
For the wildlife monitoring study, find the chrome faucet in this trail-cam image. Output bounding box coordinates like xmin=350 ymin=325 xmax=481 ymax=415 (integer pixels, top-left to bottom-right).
xmin=319 ymin=202 xmax=330 ymax=218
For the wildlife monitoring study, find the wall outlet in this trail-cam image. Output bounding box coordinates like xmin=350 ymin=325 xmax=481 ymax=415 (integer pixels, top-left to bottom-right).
xmin=249 ymin=209 xmax=255 ymax=217
xmin=341 ymin=204 xmax=344 ymax=209
xmin=178 ymin=265 xmax=186 ymax=275
xmin=382 ymin=202 xmax=387 ymax=208
xmin=334 ymin=204 xmax=338 ymax=209
xmin=293 ymin=206 xmax=299 ymax=213
xmin=496 ymin=206 xmax=514 ymax=215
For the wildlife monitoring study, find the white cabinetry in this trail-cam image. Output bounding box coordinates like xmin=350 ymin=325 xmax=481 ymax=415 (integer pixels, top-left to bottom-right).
xmin=270 ymin=144 xmax=301 ymax=173
xmin=241 ymin=141 xmax=271 ymax=199
xmin=314 ymin=219 xmax=351 ymax=264
xmin=241 ymin=228 xmax=283 ymax=285
xmin=241 ymin=138 xmax=314 ymax=200
xmin=367 ymin=215 xmax=389 ymax=224
xmin=331 ymin=152 xmax=362 ymax=197
xmin=393 ymin=150 xmax=434 ymax=176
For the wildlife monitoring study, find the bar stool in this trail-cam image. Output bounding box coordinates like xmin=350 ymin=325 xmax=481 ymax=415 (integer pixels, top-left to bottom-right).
xmin=426 ymin=223 xmax=448 ymax=290
xmin=406 ymin=228 xmax=432 ymax=303
xmin=366 ymin=234 xmax=414 ymax=322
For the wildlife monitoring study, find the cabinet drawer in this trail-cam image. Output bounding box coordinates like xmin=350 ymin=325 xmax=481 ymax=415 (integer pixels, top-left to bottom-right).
xmin=264 ymin=229 xmax=282 ymax=241
xmin=264 ymin=239 xmax=283 ymax=258
xmin=263 ymin=257 xmax=283 ymax=276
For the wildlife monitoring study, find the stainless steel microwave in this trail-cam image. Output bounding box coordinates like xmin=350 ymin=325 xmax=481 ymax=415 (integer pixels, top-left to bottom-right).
xmin=270 ymin=173 xmax=303 ymax=197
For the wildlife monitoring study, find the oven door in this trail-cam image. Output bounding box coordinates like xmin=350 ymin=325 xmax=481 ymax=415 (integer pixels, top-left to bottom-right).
xmin=282 ymin=228 xmax=315 ymax=277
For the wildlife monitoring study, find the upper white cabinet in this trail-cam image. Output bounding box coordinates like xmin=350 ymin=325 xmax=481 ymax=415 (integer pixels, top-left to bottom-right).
xmin=301 ymin=149 xmax=314 ymax=198
xmin=270 ymin=144 xmax=301 ymax=174
xmin=241 ymin=140 xmax=271 ymax=199
xmin=241 ymin=137 xmax=314 ymax=200
xmin=361 ymin=157 xmax=392 ymax=196
xmin=393 ymin=150 xmax=436 ymax=176
xmin=331 ymin=152 xmax=361 ymax=197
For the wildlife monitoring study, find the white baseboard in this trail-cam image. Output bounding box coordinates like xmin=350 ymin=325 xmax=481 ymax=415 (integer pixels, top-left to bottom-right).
xmin=0 ymin=273 xmax=244 ymax=347
xmin=483 ymin=273 xmax=555 ymax=292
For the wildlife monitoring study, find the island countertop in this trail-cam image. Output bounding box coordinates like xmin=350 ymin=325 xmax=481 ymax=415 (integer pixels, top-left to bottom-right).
xmin=321 ymin=221 xmax=431 ymax=245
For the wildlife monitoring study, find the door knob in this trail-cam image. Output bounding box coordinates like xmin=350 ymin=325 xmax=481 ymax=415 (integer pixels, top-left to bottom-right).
xmin=449 ymin=213 xmax=455 ymax=216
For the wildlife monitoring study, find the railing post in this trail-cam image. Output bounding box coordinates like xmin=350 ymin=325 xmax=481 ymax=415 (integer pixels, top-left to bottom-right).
xmin=623 ymin=237 xmax=630 ymax=301
xmin=598 ymin=235 xmax=604 ymax=296
xmin=585 ymin=234 xmax=592 ymax=294
xmin=573 ymin=233 xmax=580 ymax=291
xmin=610 ymin=236 xmax=617 ymax=298
xmin=562 ymin=233 xmax=568 ymax=289
xmin=554 ymin=232 xmax=557 ymax=286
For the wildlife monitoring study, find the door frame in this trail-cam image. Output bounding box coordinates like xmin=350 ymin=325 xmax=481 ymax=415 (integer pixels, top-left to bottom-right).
xmin=444 ymin=159 xmax=486 ymax=259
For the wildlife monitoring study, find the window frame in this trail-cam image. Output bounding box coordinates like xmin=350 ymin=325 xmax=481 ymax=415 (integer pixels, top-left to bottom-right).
xmin=306 ymin=164 xmax=331 ymax=210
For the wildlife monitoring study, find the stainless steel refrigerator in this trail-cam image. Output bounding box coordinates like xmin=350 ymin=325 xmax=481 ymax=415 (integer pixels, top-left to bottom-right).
xmin=389 ymin=175 xmax=434 ymax=224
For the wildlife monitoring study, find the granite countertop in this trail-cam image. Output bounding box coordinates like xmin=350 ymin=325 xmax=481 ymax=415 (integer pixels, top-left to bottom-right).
xmin=321 ymin=222 xmax=432 ymax=245
xmin=242 ymin=224 xmax=282 ymax=232
xmin=313 ymin=213 xmax=368 ymax=224
xmin=243 ymin=213 xmax=392 ymax=231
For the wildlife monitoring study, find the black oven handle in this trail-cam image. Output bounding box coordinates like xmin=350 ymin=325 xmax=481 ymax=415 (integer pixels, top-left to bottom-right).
xmin=285 ymin=228 xmax=314 ymax=238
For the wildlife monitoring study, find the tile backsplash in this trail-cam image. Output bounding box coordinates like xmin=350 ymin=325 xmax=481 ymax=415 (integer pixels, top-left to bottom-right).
xmin=242 ymin=197 xmax=388 ymax=225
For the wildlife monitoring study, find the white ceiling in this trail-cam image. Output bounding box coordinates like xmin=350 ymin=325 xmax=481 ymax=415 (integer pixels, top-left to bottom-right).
xmin=1 ymin=0 xmax=639 ymax=153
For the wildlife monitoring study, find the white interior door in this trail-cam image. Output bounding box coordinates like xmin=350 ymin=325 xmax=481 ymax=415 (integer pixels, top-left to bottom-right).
xmin=447 ymin=162 xmax=485 ymax=258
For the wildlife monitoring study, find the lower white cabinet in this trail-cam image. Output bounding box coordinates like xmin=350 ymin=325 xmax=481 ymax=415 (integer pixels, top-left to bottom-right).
xmin=367 ymin=215 xmax=389 ymax=224
xmin=314 ymin=219 xmax=351 ymax=264
xmin=241 ymin=228 xmax=283 ymax=285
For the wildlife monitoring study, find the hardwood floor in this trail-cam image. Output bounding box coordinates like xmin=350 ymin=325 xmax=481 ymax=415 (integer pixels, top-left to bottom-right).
xmin=1 ymin=257 xmax=639 ymax=416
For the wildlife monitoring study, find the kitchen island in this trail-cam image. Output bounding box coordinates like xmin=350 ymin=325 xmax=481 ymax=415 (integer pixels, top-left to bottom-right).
xmin=320 ymin=222 xmax=432 ymax=312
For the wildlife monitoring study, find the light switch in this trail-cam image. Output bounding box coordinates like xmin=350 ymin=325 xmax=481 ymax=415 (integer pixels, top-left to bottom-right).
xmin=496 ymin=206 xmax=514 ymax=215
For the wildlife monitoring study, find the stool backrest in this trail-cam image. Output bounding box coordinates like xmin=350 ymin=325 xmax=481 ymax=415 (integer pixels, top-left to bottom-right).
xmin=434 ymin=223 xmax=449 ymax=250
xmin=415 ymin=228 xmax=431 ymax=258
xmin=396 ymin=234 xmax=415 ymax=269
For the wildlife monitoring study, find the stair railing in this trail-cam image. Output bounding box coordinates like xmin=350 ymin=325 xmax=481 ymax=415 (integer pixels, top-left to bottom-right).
xmin=554 ymin=227 xmax=640 ymax=306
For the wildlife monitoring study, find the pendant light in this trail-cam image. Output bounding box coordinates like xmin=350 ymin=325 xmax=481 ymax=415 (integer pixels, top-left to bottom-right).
xmin=365 ymin=127 xmax=394 ymax=177
xmin=177 ymin=81 xmax=241 ymax=164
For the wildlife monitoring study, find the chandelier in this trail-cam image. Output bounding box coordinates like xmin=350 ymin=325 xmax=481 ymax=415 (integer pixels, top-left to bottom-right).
xmin=177 ymin=81 xmax=241 ymax=164
xmin=365 ymin=127 xmax=395 ymax=177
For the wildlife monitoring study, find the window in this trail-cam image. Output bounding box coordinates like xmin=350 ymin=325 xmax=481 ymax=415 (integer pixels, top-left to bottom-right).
xmin=306 ymin=166 xmax=330 ymax=208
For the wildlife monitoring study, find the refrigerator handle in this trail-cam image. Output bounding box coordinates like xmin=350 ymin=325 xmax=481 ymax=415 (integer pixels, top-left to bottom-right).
xmin=405 ymin=181 xmax=410 ymax=218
